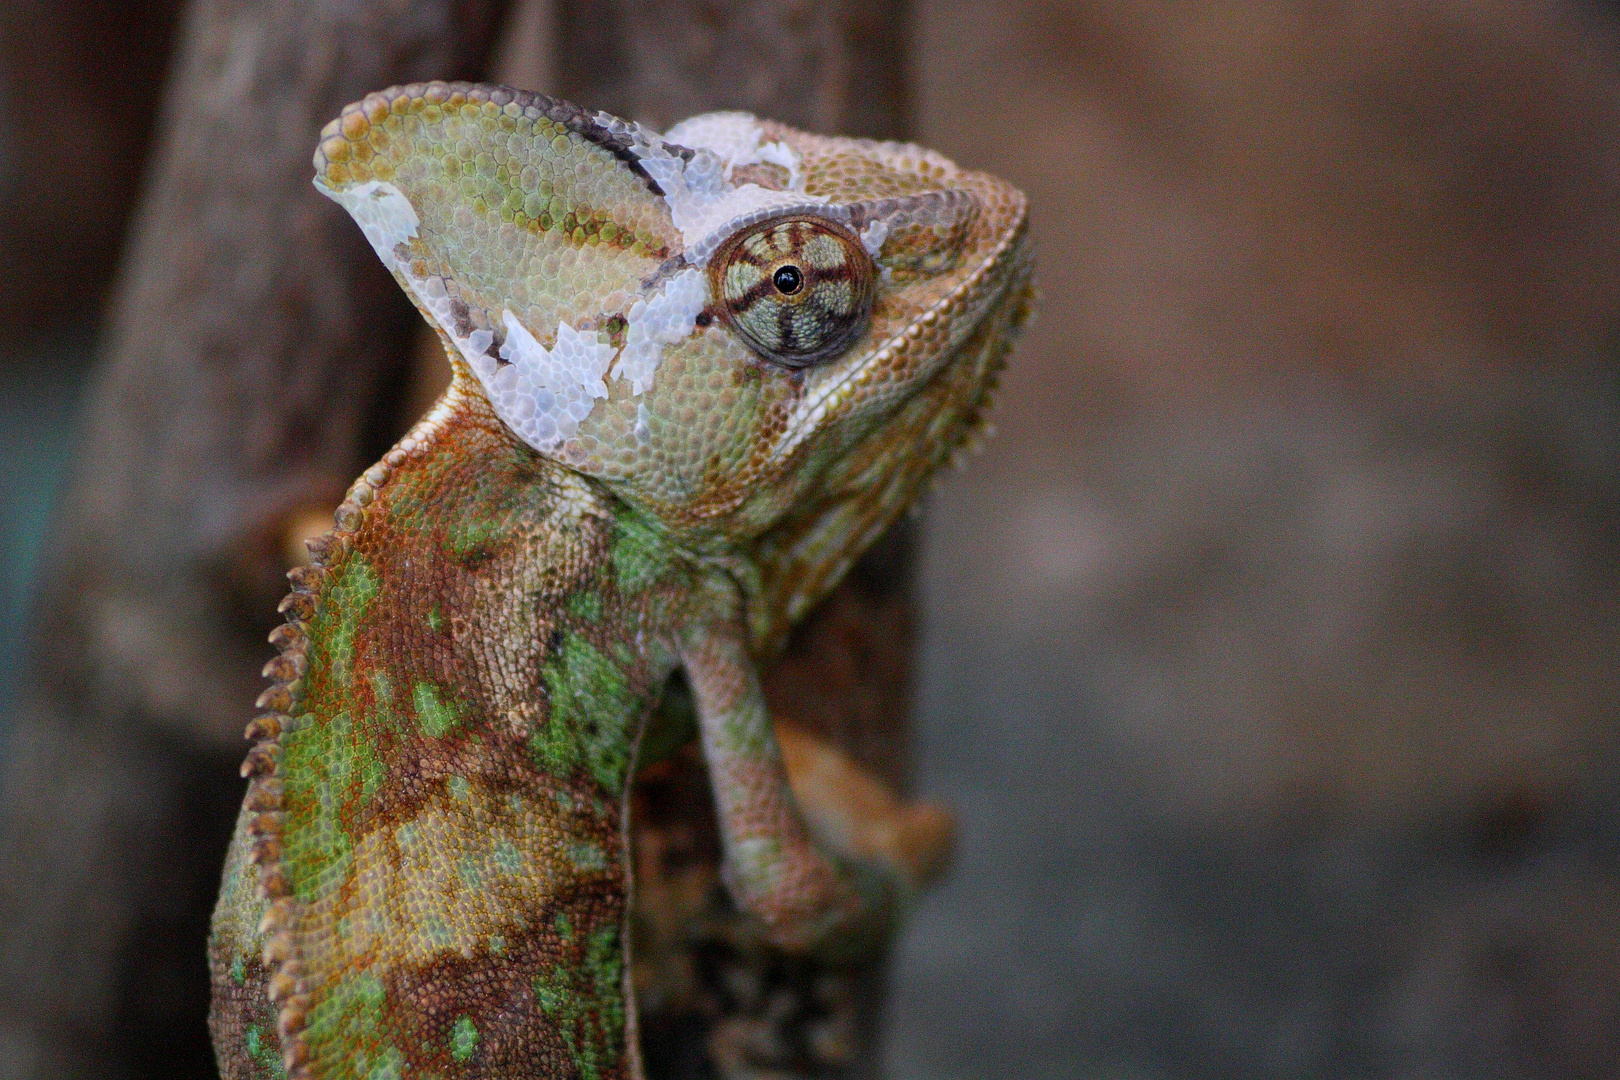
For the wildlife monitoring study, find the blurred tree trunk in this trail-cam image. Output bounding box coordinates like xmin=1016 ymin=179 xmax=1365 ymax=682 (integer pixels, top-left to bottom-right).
xmin=0 ymin=1 xmax=509 ymax=1076
xmin=553 ymin=0 xmax=911 ymax=141
xmin=0 ymin=0 xmax=185 ymax=333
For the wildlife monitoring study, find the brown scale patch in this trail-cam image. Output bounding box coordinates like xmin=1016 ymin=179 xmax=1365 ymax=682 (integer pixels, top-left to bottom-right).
xmin=208 ymin=951 xmax=284 ymax=1080
xmin=382 ymin=878 xmax=627 ymax=1078
xmin=260 ymin=380 xmax=658 ymax=1077
xmin=515 ymin=205 xmax=665 ymax=261
xmin=319 ymin=394 xmax=620 ymax=836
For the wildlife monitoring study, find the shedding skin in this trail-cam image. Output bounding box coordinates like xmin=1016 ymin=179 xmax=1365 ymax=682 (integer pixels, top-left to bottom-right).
xmin=208 ymin=81 xmax=1031 ymax=1080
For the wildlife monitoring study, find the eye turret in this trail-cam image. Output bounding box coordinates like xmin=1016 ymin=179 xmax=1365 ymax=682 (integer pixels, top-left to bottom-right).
xmin=708 ymin=216 xmax=875 ymax=368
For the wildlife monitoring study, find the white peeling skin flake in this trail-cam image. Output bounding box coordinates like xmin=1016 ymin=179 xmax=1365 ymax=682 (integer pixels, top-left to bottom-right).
xmin=619 ymin=267 xmax=708 ymax=395
xmin=662 ymin=112 xmax=805 ymax=188
xmin=315 ymin=174 xmax=696 ymax=449
xmin=314 ymin=178 xmax=420 ymax=270
xmin=859 ymin=219 xmax=891 ymax=259
xmin=314 ymin=178 xmax=631 ymax=453
xmin=409 ymin=280 xmax=616 ymax=453
xmin=597 ymin=111 xmax=831 ymax=267
xmin=479 ymin=313 xmax=618 ymax=452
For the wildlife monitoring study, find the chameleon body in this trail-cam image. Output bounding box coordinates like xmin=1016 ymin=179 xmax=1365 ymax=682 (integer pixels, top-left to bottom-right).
xmin=209 ymin=81 xmax=1030 ymax=1080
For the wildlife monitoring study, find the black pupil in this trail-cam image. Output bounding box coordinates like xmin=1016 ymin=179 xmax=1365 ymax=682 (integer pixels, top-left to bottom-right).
xmin=773 ymin=265 xmax=804 ymax=295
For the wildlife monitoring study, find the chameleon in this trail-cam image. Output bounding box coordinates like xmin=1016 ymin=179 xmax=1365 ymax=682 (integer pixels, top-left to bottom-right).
xmin=208 ymin=80 xmax=1031 ymax=1080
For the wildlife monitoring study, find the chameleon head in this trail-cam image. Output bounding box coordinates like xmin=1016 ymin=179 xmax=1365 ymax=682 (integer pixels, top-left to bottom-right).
xmin=315 ymin=81 xmax=1031 ymax=642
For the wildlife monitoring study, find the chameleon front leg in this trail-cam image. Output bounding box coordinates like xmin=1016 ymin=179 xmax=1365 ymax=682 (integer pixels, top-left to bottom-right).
xmin=680 ymin=625 xmax=893 ymax=952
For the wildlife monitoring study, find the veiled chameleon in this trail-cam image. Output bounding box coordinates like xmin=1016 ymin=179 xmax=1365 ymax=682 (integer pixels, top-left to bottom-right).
xmin=209 ymin=81 xmax=1030 ymax=1080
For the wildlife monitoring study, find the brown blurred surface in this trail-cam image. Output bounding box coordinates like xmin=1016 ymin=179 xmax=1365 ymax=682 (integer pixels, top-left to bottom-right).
xmin=880 ymin=2 xmax=1620 ymax=1078
xmin=0 ymin=0 xmax=184 ymax=332
xmin=913 ymin=0 xmax=1620 ymax=833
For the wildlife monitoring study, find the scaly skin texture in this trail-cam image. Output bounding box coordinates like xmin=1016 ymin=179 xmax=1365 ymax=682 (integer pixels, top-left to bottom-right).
xmin=209 ymin=81 xmax=1031 ymax=1080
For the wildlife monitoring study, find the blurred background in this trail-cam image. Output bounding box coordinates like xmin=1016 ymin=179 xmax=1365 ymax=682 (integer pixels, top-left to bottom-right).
xmin=2 ymin=1 xmax=1619 ymax=1078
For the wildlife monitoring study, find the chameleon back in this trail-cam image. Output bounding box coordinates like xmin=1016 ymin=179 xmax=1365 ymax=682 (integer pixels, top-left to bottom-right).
xmin=211 ymin=382 xmax=666 ymax=1080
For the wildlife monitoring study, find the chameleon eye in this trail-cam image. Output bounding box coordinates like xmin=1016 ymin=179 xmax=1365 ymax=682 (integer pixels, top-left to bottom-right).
xmin=709 ymin=216 xmax=874 ymax=368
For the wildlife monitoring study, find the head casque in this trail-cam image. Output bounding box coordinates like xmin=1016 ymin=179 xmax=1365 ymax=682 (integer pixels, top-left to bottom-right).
xmin=315 ymin=82 xmax=1031 ymax=647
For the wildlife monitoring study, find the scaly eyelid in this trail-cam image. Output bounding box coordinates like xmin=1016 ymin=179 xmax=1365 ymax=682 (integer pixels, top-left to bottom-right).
xmin=843 ymin=189 xmax=982 ymax=274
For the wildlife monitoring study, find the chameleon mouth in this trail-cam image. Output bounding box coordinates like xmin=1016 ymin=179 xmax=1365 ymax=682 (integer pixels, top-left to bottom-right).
xmin=768 ymin=188 xmax=1030 ymax=463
